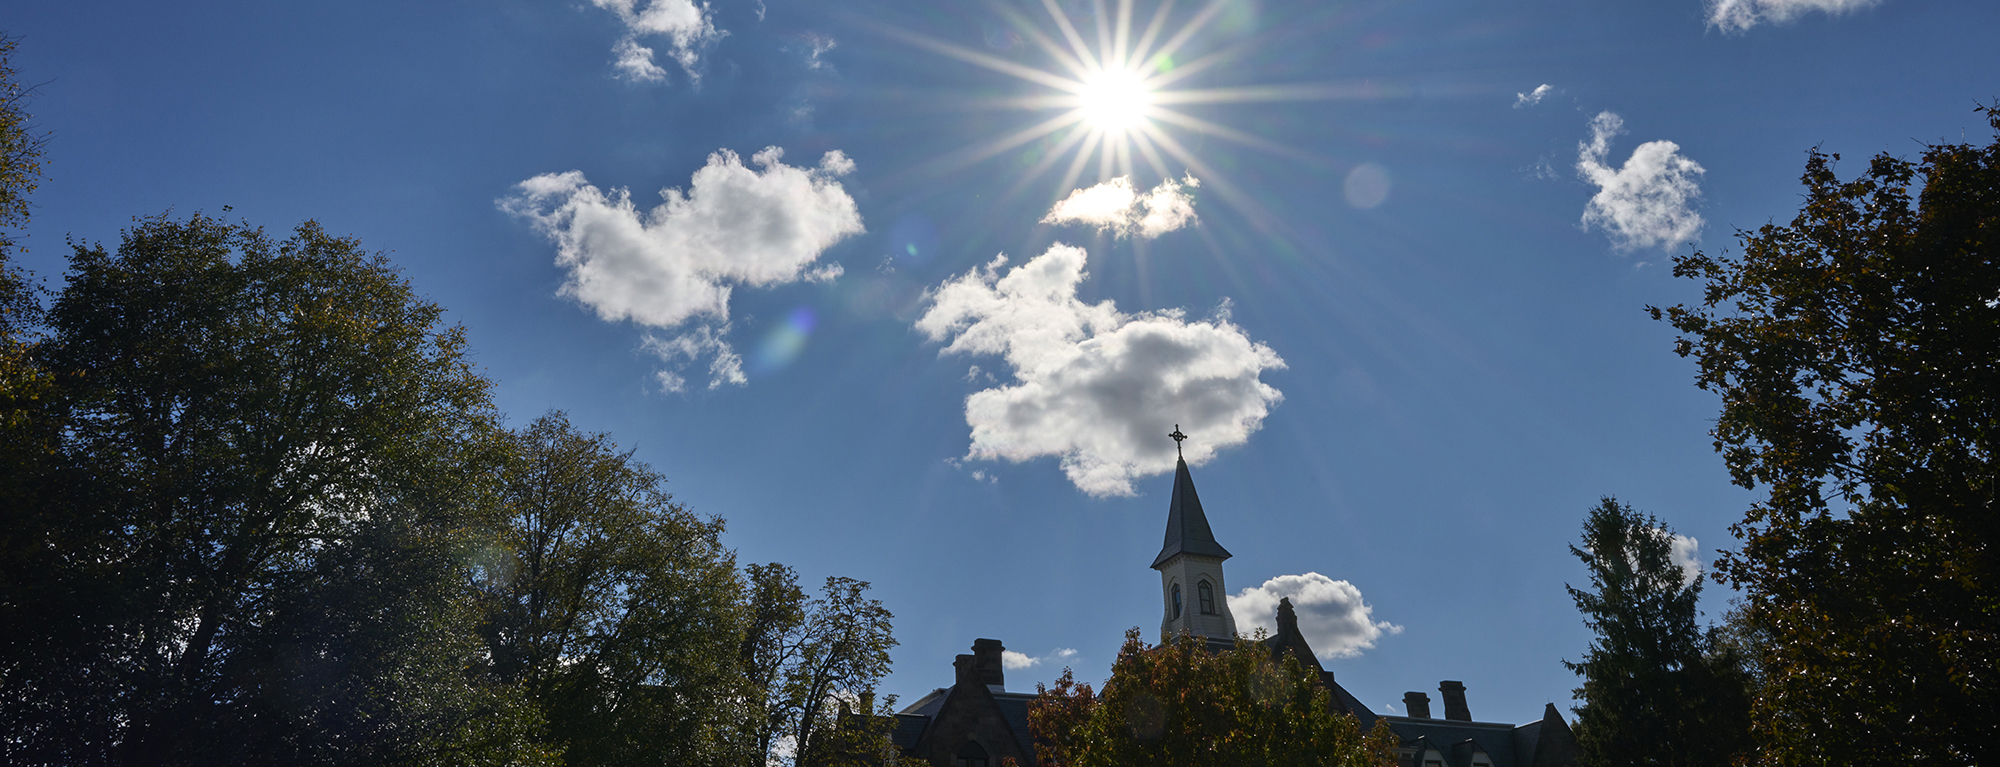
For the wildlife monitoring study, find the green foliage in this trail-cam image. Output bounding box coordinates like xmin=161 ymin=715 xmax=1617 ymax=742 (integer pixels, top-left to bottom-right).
xmin=0 ymin=212 xmax=544 ymax=766
xmin=0 ymin=32 xmax=50 ymax=427
xmin=0 ymin=33 xmax=44 ymax=270
xmin=737 ymin=564 xmax=898 ymax=767
xmin=1026 ymin=629 xmax=1398 ymax=767
xmin=477 ymin=411 xmax=747 ymax=767
xmin=1653 ymin=104 xmax=2000 ymax=764
xmin=1564 ymin=498 xmax=1753 ymax=767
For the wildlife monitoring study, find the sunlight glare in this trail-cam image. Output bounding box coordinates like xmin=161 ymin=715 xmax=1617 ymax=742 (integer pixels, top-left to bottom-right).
xmin=1079 ymin=68 xmax=1152 ymax=132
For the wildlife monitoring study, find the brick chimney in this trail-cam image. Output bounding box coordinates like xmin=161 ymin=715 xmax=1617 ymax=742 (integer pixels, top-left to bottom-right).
xmin=954 ymin=654 xmax=979 ymax=688
xmin=1403 ymin=691 xmax=1432 ymax=719
xmin=1440 ymin=680 xmax=1470 ymax=721
xmin=972 ymin=638 xmax=1006 ymax=691
xmin=859 ymin=691 xmax=875 ymax=714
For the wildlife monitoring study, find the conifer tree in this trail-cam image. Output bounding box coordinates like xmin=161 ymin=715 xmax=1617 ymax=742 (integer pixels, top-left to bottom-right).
xmin=1564 ymin=498 xmax=1753 ymax=767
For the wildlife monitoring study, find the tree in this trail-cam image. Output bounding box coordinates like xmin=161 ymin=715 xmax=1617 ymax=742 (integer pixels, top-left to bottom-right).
xmin=0 ymin=32 xmax=44 ymax=331
xmin=1564 ymin=498 xmax=1753 ymax=767
xmin=1653 ymin=104 xmax=2000 ymax=764
xmin=476 ymin=411 xmax=747 ymax=767
xmin=1026 ymin=629 xmax=1398 ymax=767
xmin=737 ymin=564 xmax=898 ymax=767
xmin=0 ymin=212 xmax=543 ymax=766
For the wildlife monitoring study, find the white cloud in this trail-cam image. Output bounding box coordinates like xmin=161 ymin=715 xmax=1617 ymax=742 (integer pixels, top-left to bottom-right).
xmin=1514 ymin=84 xmax=1555 ymax=108
xmin=1667 ymin=531 xmax=1702 ymax=586
xmin=1576 ymin=111 xmax=1705 ymax=252
xmin=802 ymin=34 xmax=837 ymax=70
xmin=591 ymin=0 xmax=723 ymax=85
xmin=1043 ymin=176 xmax=1200 ymax=239
xmin=916 ymin=245 xmax=1285 ymax=497
xmin=502 ymin=147 xmax=862 ymax=389
xmin=1707 ymin=0 xmax=1880 ymax=32
xmin=1230 ymin=573 xmax=1402 ymax=659
xmin=1002 ymin=647 xmax=1079 ymax=670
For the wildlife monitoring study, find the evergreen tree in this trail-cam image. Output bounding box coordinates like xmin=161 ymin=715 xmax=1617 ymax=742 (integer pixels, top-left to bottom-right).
xmin=1564 ymin=498 xmax=1753 ymax=767
xmin=1654 ymin=104 xmax=2000 ymax=764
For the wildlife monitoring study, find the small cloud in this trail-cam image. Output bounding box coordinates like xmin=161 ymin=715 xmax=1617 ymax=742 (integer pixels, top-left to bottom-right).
xmin=501 ymin=147 xmax=862 ymax=388
xmin=1230 ymin=573 xmax=1401 ymax=659
xmin=916 ymin=245 xmax=1285 ymax=497
xmin=1530 ymin=155 xmax=1560 ymax=181
xmin=802 ymin=33 xmax=837 ymax=70
xmin=1514 ymin=84 xmax=1555 ymax=108
xmin=1043 ymin=176 xmax=1200 ymax=239
xmin=1707 ymin=0 xmax=1881 ymax=32
xmin=1667 ymin=531 xmax=1702 ymax=586
xmin=590 ymin=0 xmax=724 ymax=85
xmin=1576 ymin=111 xmax=1705 ymax=252
xmin=1003 ymin=647 xmax=1079 ymax=670
xmin=968 ymin=469 xmax=997 ymax=485
xmin=611 ymin=38 xmax=670 ymax=83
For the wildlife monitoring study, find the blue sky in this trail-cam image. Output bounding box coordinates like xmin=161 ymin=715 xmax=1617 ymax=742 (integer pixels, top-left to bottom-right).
xmin=11 ymin=0 xmax=1996 ymax=723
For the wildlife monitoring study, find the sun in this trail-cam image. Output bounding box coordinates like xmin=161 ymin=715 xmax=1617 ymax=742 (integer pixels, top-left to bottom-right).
xmin=1078 ymin=68 xmax=1153 ymax=133
xmin=880 ymin=0 xmax=1349 ymax=215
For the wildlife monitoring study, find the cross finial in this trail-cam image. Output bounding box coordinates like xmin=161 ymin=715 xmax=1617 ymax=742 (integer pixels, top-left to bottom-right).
xmin=1168 ymin=424 xmax=1187 ymax=457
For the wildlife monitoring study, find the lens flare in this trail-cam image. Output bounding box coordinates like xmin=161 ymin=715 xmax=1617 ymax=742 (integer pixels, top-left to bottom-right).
xmin=750 ymin=306 xmax=817 ymax=377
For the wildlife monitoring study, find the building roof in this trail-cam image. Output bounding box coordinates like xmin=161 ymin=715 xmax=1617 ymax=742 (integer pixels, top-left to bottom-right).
xmin=1151 ymin=457 xmax=1233 ymax=568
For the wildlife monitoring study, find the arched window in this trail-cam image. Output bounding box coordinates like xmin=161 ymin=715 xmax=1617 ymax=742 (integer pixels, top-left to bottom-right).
xmin=1171 ymin=583 xmax=1183 ymax=620
xmin=956 ymin=740 xmax=989 ymax=767
xmin=1198 ymin=580 xmax=1216 ymax=614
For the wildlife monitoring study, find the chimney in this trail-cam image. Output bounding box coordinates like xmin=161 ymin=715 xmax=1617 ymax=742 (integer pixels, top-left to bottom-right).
xmin=972 ymin=639 xmax=1006 ymax=691
xmin=954 ymin=654 xmax=979 ymax=688
xmin=1276 ymin=597 xmax=1299 ymax=636
xmin=1403 ymin=691 xmax=1432 ymax=719
xmin=1440 ymin=680 xmax=1470 ymax=721
xmin=860 ymin=691 xmax=875 ymax=714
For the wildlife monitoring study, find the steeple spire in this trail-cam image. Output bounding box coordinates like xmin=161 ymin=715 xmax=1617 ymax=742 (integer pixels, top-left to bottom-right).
xmin=1151 ymin=448 xmax=1232 ymax=569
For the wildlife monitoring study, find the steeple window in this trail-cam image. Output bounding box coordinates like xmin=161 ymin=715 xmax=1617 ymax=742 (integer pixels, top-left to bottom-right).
xmin=1171 ymin=583 xmax=1183 ymax=619
xmin=1198 ymin=579 xmax=1216 ymax=614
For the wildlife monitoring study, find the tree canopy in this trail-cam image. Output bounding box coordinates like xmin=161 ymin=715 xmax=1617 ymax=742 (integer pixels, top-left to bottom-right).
xmin=0 ymin=212 xmax=545 ymax=766
xmin=1027 ymin=629 xmax=1397 ymax=767
xmin=477 ymin=411 xmax=746 ymax=767
xmin=1654 ymin=105 xmax=2000 ymax=763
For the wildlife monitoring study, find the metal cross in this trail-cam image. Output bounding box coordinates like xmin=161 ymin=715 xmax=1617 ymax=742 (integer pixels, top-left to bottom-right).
xmin=1168 ymin=424 xmax=1187 ymax=457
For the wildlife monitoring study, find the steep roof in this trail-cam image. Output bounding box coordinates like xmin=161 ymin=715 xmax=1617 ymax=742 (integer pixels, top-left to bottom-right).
xmin=1151 ymin=457 xmax=1233 ymax=568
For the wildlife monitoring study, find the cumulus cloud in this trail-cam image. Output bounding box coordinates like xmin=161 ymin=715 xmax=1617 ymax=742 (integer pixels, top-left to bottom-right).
xmin=502 ymin=147 xmax=862 ymax=389
xmin=1514 ymin=84 xmax=1555 ymax=108
xmin=1230 ymin=573 xmax=1402 ymax=659
xmin=1002 ymin=647 xmax=1078 ymax=670
xmin=916 ymin=245 xmax=1285 ymax=497
xmin=1707 ymin=0 xmax=1880 ymax=32
xmin=1576 ymin=111 xmax=1705 ymax=251
xmin=1043 ymin=176 xmax=1200 ymax=239
xmin=591 ymin=0 xmax=722 ymax=84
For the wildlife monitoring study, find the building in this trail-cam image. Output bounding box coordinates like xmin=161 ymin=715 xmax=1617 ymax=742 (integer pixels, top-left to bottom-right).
xmin=881 ymin=448 xmax=1582 ymax=767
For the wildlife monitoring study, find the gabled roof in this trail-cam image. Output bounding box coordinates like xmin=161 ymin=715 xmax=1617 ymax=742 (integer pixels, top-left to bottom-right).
xmin=1151 ymin=457 xmax=1232 ymax=568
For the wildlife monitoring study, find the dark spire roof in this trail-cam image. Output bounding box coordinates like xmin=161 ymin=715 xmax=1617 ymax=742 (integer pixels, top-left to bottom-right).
xmin=1151 ymin=457 xmax=1232 ymax=568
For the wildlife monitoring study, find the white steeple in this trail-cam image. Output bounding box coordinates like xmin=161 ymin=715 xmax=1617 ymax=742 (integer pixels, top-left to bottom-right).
xmin=1153 ymin=427 xmax=1237 ymax=642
